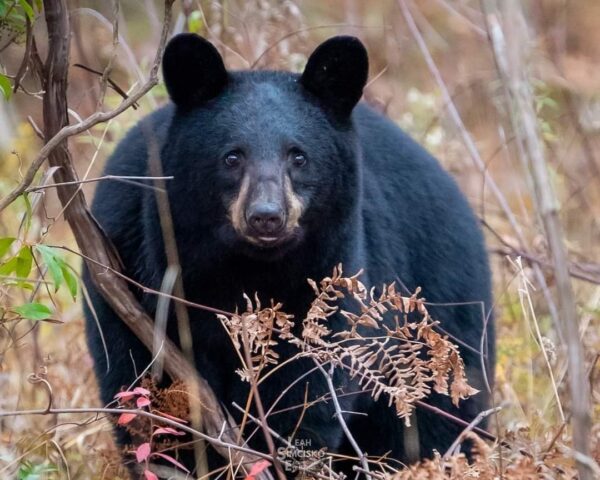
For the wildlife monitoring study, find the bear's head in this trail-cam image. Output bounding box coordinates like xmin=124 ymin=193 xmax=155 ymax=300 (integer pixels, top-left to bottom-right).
xmin=159 ymin=34 xmax=368 ymax=260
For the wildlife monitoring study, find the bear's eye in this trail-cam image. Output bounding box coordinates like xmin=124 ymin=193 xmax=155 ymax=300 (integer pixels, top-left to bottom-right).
xmin=290 ymin=150 xmax=307 ymax=167
xmin=224 ymin=152 xmax=242 ymax=168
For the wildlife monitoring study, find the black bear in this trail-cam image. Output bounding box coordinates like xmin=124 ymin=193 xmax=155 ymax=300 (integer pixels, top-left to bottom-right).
xmin=83 ymin=34 xmax=494 ymax=476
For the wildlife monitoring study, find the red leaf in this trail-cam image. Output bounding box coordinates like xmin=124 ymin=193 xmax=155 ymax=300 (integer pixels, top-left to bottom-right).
xmin=245 ymin=460 xmax=271 ymax=480
xmin=133 ymin=387 xmax=151 ymax=396
xmin=137 ymin=396 xmax=151 ymax=408
xmin=152 ymin=452 xmax=190 ymax=472
xmin=136 ymin=442 xmax=151 ymax=463
xmin=117 ymin=413 xmax=137 ymax=425
xmin=153 ymin=427 xmax=185 ymax=436
xmin=114 ymin=391 xmax=136 ymax=402
xmin=144 ymin=470 xmax=158 ymax=480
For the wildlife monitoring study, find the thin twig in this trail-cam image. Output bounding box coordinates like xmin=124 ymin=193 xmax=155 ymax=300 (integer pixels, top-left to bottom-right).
xmin=510 ymin=256 xmax=565 ymax=420
xmin=25 ymin=175 xmax=174 ymax=192
xmin=250 ymin=23 xmax=388 ymax=69
xmin=27 ymin=2 xmax=274 ymax=478
xmin=97 ymin=0 xmax=119 ymax=108
xmin=314 ymin=360 xmax=371 ymax=479
xmin=0 ymin=406 xmax=270 ymax=462
xmin=72 ymin=63 xmax=139 ymax=108
xmin=395 ymin=0 xmax=561 ymax=339
xmin=0 ymin=3 xmax=169 ymax=213
xmin=12 ymin=15 xmax=33 ymax=94
xmin=241 ymin=319 xmax=287 ymax=480
xmin=54 ymin=245 xmax=234 ymax=318
xmin=443 ymin=406 xmax=502 ymax=458
xmin=231 ymin=402 xmax=345 ymax=480
xmin=490 ymin=244 xmax=600 ymax=285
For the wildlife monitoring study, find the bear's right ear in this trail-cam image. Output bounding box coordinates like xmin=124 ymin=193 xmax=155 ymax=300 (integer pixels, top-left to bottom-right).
xmin=162 ymin=33 xmax=228 ymax=108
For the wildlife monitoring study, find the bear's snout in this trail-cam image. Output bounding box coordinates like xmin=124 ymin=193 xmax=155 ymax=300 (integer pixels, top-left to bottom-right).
xmin=246 ymin=202 xmax=286 ymax=238
xmin=228 ymin=172 xmax=304 ymax=248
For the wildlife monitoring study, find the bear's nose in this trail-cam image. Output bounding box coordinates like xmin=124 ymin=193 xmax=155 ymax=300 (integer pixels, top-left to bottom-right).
xmin=247 ymin=203 xmax=285 ymax=236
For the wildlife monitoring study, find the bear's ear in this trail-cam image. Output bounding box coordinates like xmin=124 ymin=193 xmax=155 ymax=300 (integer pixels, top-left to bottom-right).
xmin=300 ymin=36 xmax=368 ymax=118
xmin=162 ymin=33 xmax=228 ymax=108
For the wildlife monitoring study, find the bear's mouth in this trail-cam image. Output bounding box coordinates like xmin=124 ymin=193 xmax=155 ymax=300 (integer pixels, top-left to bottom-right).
xmin=258 ymin=236 xmax=279 ymax=244
xmin=234 ymin=226 xmax=305 ymax=259
xmin=244 ymin=231 xmax=298 ymax=249
xmin=218 ymin=223 xmax=304 ymax=259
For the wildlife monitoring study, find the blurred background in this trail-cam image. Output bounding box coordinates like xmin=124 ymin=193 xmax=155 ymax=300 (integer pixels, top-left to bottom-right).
xmin=0 ymin=0 xmax=599 ymax=478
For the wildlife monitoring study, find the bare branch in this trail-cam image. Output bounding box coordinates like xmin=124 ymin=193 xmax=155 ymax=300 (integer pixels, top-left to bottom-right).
xmin=0 ymin=1 xmax=169 ymax=213
xmin=27 ymin=1 xmax=273 ymax=478
xmin=241 ymin=318 xmax=287 ymax=480
xmin=25 ymin=175 xmax=174 ymax=192
xmin=72 ymin=63 xmax=139 ymax=108
xmin=314 ymin=360 xmax=371 ymax=478
xmin=482 ymin=2 xmax=592 ymax=478
xmin=395 ymin=0 xmax=562 ymax=340
xmin=12 ymin=15 xmax=33 ymax=94
xmin=0 ymin=406 xmax=271 ymax=462
xmin=443 ymin=406 xmax=502 ymax=459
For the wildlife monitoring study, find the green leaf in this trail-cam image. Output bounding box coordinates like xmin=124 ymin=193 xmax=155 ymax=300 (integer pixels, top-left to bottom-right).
xmin=188 ymin=10 xmax=204 ymax=34
xmin=0 ymin=256 xmax=18 ymax=276
xmin=0 ymin=237 xmax=16 ymax=258
xmin=34 ymin=245 xmax=78 ymax=299
xmin=0 ymin=73 xmax=12 ymax=101
xmin=18 ymin=0 xmax=34 ymax=21
xmin=13 ymin=302 xmax=52 ymax=320
xmin=0 ymin=1 xmax=27 ymax=34
xmin=15 ymin=246 xmax=33 ymax=278
xmin=35 ymin=245 xmax=62 ymax=292
xmin=12 ymin=281 xmax=34 ymax=290
xmin=18 ymin=460 xmax=59 ymax=480
xmin=61 ymin=264 xmax=78 ymax=300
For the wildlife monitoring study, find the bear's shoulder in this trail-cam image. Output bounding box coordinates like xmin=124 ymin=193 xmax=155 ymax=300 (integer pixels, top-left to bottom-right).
xmin=100 ymin=104 xmax=175 ymax=177
xmin=353 ymin=103 xmax=465 ymax=205
xmin=90 ymin=104 xmax=175 ymax=251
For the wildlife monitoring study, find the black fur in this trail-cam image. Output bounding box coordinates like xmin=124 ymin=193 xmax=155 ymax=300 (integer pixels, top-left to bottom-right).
xmin=301 ymin=35 xmax=369 ymax=117
xmin=162 ymin=33 xmax=228 ymax=108
xmin=84 ymin=34 xmax=494 ymax=477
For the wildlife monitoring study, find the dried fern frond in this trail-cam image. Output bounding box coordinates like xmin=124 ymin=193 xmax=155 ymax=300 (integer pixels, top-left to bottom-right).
xmin=301 ymin=265 xmax=478 ymax=422
xmin=218 ymin=294 xmax=294 ymax=381
xmin=219 ymin=265 xmax=477 ymax=424
xmin=391 ymin=448 xmax=493 ymax=479
xmin=391 ymin=430 xmax=582 ymax=479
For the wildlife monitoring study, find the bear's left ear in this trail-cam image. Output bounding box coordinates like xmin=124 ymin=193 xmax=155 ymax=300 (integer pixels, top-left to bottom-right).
xmin=162 ymin=33 xmax=228 ymax=108
xmin=300 ymin=36 xmax=368 ymax=118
